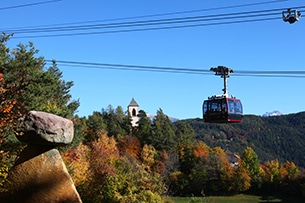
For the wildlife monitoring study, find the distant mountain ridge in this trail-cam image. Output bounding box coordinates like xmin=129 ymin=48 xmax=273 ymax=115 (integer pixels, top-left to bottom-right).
xmin=182 ymin=112 xmax=305 ymax=168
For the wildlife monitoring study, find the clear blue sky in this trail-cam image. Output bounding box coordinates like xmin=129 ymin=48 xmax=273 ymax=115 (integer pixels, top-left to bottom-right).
xmin=3 ymin=0 xmax=305 ymax=119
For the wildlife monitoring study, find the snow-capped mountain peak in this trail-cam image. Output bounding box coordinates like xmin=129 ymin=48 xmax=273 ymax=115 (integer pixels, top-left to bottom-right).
xmin=262 ymin=110 xmax=283 ymax=117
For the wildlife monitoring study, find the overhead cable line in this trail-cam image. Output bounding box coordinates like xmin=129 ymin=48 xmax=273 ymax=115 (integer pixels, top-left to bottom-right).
xmin=8 ymin=6 xmax=305 ymax=38
xmin=52 ymin=63 xmax=210 ymax=75
xmin=3 ymin=0 xmax=287 ymax=29
xmin=233 ymin=74 xmax=305 ymax=78
xmin=10 ymin=17 xmax=280 ymax=38
xmin=46 ymin=60 xmax=305 ymax=78
xmin=6 ymin=8 xmax=291 ymax=34
xmin=47 ymin=60 xmax=212 ymax=75
xmin=8 ymin=5 xmax=304 ymax=33
xmin=235 ymin=70 xmax=305 ymax=75
xmin=0 ymin=0 xmax=62 ymax=11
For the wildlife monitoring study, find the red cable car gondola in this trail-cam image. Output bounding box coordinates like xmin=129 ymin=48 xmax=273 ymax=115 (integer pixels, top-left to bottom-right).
xmin=203 ymin=66 xmax=243 ymax=123
xmin=203 ymin=95 xmax=243 ymax=123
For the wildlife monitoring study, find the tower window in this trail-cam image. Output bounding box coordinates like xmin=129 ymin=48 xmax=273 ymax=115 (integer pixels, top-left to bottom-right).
xmin=132 ymin=108 xmax=136 ymax=116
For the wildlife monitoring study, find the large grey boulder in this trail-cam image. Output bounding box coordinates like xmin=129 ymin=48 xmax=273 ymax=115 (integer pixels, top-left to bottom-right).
xmin=16 ymin=111 xmax=74 ymax=146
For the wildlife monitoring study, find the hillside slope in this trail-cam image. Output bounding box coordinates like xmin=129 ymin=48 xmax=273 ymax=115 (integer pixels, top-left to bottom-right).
xmin=183 ymin=112 xmax=305 ymax=168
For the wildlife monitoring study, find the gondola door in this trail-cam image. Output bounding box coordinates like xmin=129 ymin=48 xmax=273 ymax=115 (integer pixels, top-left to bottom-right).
xmin=226 ymin=98 xmax=243 ymax=123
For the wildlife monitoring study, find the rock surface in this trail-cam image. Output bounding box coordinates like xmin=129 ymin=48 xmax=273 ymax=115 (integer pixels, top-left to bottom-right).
xmin=16 ymin=111 xmax=74 ymax=146
xmin=4 ymin=145 xmax=82 ymax=203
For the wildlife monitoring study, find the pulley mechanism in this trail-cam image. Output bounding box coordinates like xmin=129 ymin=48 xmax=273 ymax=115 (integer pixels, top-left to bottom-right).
xmin=210 ymin=66 xmax=233 ymax=98
xmin=282 ymin=8 xmax=301 ymax=24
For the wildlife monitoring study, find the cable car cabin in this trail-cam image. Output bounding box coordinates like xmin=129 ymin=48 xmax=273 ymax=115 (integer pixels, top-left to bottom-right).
xmin=203 ymin=96 xmax=243 ymax=123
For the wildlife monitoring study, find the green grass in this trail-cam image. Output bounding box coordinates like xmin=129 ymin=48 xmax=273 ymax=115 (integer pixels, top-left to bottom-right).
xmin=171 ymin=193 xmax=305 ymax=203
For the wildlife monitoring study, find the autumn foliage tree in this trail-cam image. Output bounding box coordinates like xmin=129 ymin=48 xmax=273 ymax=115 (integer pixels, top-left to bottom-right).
xmin=63 ymin=130 xmax=120 ymax=202
xmin=62 ymin=131 xmax=166 ymax=202
xmin=280 ymin=161 xmax=300 ymax=181
xmin=61 ymin=143 xmax=91 ymax=187
xmin=231 ymin=160 xmax=251 ymax=192
xmin=0 ymin=34 xmax=22 ymax=141
xmin=118 ymin=135 xmax=141 ymax=159
xmin=0 ymin=73 xmax=20 ymax=141
xmin=241 ymin=147 xmax=264 ymax=190
xmin=0 ymin=34 xmax=79 ymax=142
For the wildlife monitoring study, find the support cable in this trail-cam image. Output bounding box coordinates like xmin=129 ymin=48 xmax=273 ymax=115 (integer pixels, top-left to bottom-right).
xmin=46 ymin=60 xmax=305 ymax=78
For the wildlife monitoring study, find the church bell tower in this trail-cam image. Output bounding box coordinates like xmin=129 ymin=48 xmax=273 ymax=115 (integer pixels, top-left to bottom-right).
xmin=128 ymin=98 xmax=139 ymax=127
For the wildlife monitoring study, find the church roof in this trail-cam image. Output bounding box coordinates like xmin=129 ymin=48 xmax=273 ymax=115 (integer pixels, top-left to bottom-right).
xmin=128 ymin=98 xmax=139 ymax=107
